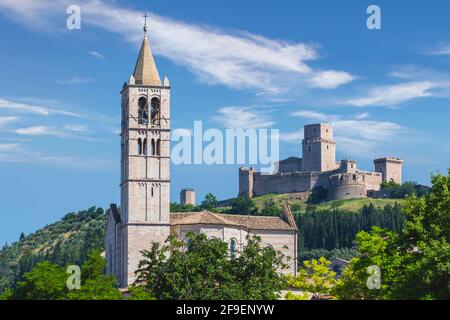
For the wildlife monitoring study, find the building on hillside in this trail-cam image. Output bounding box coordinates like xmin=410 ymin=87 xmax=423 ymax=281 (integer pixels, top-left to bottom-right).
xmin=239 ymin=123 xmax=403 ymax=200
xmin=105 ymin=25 xmax=298 ymax=288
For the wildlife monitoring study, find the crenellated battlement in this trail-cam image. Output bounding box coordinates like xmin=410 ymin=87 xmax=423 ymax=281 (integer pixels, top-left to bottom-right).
xmin=239 ymin=123 xmax=402 ymax=200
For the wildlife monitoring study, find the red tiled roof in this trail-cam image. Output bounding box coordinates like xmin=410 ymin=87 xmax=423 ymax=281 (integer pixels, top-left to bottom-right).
xmin=170 ymin=210 xmax=297 ymax=231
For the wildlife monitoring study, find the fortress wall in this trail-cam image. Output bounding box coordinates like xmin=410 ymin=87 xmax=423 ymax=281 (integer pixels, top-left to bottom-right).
xmin=278 ymin=157 xmax=302 ymax=173
xmin=358 ymin=171 xmax=382 ymax=191
xmin=252 ymin=172 xmax=330 ymax=196
xmin=327 ymin=183 xmax=367 ymax=200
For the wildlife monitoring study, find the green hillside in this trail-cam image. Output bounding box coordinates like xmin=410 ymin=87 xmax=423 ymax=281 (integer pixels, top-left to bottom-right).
xmin=250 ymin=193 xmax=403 ymax=213
xmin=0 ymin=207 xmax=106 ymax=294
xmin=0 ymin=195 xmax=405 ymax=294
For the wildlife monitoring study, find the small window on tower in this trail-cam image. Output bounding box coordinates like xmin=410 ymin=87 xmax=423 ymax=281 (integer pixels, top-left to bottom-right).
xmin=151 ymin=139 xmax=156 ymax=156
xmin=151 ymin=98 xmax=161 ymax=126
xmin=137 ymin=138 xmax=142 ymax=155
xmin=156 ymin=139 xmax=161 ymax=156
xmin=143 ymin=138 xmax=147 ymax=155
xmin=308 ymin=145 xmax=311 ymax=152
xmin=138 ymin=97 xmax=148 ymax=125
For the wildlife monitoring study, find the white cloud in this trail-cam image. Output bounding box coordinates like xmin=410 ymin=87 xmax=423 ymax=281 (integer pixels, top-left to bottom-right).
xmin=310 ymin=70 xmax=355 ymax=89
xmin=63 ymin=124 xmax=88 ymax=133
xmin=56 ymin=77 xmax=93 ymax=85
xmin=15 ymin=126 xmax=63 ymax=136
xmin=213 ymin=106 xmax=275 ymax=129
xmin=426 ymin=43 xmax=450 ymax=56
xmin=291 ymin=110 xmax=330 ymax=122
xmin=279 ymin=130 xmax=304 ymax=142
xmin=332 ymin=120 xmax=402 ymax=142
xmin=0 ymin=98 xmax=80 ymax=117
xmin=0 ymin=116 xmax=18 ymax=127
xmin=346 ymin=81 xmax=442 ymax=107
xmin=0 ymin=143 xmax=21 ymax=152
xmin=354 ymin=112 xmax=370 ymax=119
xmin=0 ymin=0 xmax=354 ymax=94
xmin=88 ymin=51 xmax=104 ymax=60
xmin=0 ymin=141 xmax=114 ymax=169
xmin=15 ymin=124 xmax=91 ymax=138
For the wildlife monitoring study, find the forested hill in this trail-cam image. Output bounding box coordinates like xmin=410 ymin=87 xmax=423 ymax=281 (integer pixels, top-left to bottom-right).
xmin=0 ymin=207 xmax=107 ymax=294
xmin=0 ymin=197 xmax=405 ymax=294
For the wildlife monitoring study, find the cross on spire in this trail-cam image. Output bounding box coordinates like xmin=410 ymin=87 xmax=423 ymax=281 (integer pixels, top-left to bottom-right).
xmin=143 ymin=12 xmax=149 ymax=34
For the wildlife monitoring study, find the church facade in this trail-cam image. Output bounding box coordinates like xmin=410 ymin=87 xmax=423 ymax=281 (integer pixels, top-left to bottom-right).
xmin=105 ymin=29 xmax=298 ymax=288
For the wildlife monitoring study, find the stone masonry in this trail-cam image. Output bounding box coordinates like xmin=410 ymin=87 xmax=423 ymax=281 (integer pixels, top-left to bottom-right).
xmin=239 ymin=124 xmax=403 ymax=200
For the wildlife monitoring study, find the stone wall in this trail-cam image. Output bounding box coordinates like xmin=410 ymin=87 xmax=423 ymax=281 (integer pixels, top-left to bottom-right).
xmin=278 ymin=157 xmax=302 ymax=173
xmin=180 ymin=188 xmax=196 ymax=205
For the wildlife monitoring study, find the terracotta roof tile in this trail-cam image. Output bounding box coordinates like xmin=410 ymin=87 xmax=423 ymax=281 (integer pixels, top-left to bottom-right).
xmin=170 ymin=210 xmax=296 ymax=231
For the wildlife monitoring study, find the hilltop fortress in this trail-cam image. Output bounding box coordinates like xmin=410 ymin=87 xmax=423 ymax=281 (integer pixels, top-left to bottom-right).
xmin=239 ymin=123 xmax=403 ymax=200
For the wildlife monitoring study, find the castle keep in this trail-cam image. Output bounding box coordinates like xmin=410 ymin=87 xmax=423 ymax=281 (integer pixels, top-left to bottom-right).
xmin=239 ymin=123 xmax=403 ymax=200
xmin=105 ymin=26 xmax=298 ymax=287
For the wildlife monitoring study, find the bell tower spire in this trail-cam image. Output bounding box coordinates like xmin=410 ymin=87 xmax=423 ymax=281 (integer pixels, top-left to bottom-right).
xmin=132 ymin=13 xmax=161 ymax=86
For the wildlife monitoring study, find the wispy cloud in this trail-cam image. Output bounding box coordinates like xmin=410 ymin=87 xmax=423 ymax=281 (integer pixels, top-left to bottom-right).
xmin=426 ymin=43 xmax=450 ymax=56
xmin=279 ymin=130 xmax=304 ymax=142
xmin=0 ymin=98 xmax=81 ymax=117
xmin=345 ymin=81 xmax=443 ymax=107
xmin=88 ymin=50 xmax=104 ymax=60
xmin=15 ymin=124 xmax=92 ymax=139
xmin=15 ymin=126 xmax=62 ymax=136
xmin=213 ymin=106 xmax=275 ymax=129
xmin=0 ymin=0 xmax=354 ymax=95
xmin=0 ymin=142 xmax=114 ymax=169
xmin=56 ymin=77 xmax=93 ymax=85
xmin=0 ymin=116 xmax=19 ymax=127
xmin=63 ymin=124 xmax=89 ymax=133
xmin=310 ymin=70 xmax=355 ymax=89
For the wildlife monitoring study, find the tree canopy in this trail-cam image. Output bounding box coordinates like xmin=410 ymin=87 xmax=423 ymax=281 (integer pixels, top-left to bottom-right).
xmin=333 ymin=170 xmax=450 ymax=300
xmin=135 ymin=233 xmax=287 ymax=300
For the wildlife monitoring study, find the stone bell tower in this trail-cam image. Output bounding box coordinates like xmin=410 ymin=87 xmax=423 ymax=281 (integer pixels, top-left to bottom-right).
xmin=115 ymin=21 xmax=171 ymax=287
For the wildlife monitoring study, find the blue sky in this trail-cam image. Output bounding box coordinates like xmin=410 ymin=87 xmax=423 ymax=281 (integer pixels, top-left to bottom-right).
xmin=0 ymin=0 xmax=449 ymax=244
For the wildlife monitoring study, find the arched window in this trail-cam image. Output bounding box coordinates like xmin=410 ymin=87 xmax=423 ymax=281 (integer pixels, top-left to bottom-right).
xmin=151 ymin=139 xmax=156 ymax=156
xmin=137 ymin=138 xmax=142 ymax=155
xmin=143 ymin=138 xmax=147 ymax=155
xmin=138 ymin=97 xmax=148 ymax=125
xmin=156 ymin=139 xmax=161 ymax=156
xmin=308 ymin=145 xmax=312 ymax=152
xmin=229 ymin=239 xmax=237 ymax=259
xmin=151 ymin=98 xmax=160 ymax=126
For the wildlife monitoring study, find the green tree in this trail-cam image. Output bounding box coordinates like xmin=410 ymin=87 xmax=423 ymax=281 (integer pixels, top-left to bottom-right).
xmin=135 ymin=233 xmax=287 ymax=300
xmin=228 ymin=196 xmax=257 ymax=215
xmin=11 ymin=261 xmax=68 ymax=300
xmin=201 ymin=193 xmax=218 ymax=211
xmin=66 ymin=251 xmax=121 ymax=300
xmin=286 ymin=257 xmax=336 ymax=300
xmin=0 ymin=288 xmax=13 ymax=300
xmin=261 ymin=201 xmax=282 ymax=216
xmin=308 ymin=186 xmax=328 ymax=204
xmin=334 ymin=170 xmax=450 ymax=300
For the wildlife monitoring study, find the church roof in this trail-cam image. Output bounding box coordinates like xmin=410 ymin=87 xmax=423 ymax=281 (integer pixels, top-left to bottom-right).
xmin=170 ymin=210 xmax=297 ymax=231
xmin=133 ymin=35 xmax=161 ymax=86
